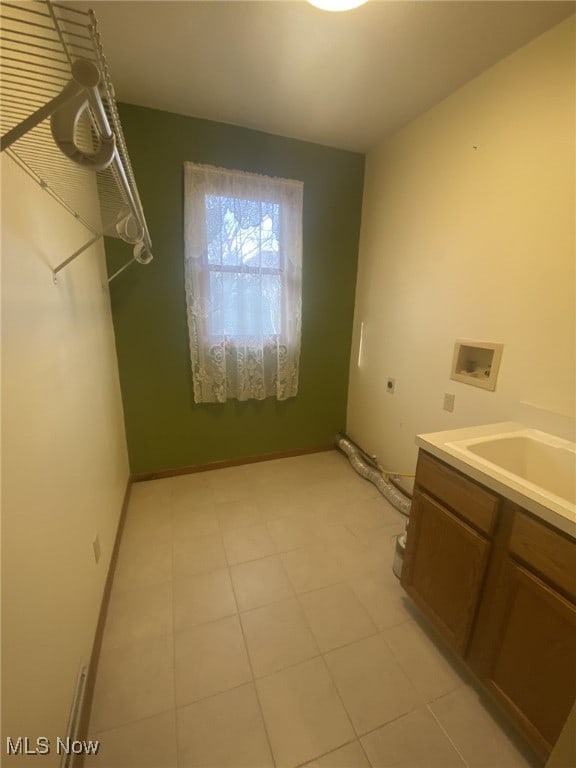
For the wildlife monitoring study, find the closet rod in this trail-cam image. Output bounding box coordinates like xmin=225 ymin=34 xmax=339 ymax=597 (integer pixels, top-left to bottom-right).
xmin=1 ymin=83 xmax=82 ymax=150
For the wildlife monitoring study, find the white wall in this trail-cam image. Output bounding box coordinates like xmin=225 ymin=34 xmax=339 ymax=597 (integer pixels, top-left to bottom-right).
xmin=347 ymin=17 xmax=575 ymax=490
xmin=1 ymin=156 xmax=129 ymax=764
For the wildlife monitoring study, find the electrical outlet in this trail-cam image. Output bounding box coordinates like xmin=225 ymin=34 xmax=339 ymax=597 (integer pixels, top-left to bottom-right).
xmin=443 ymin=393 xmax=455 ymax=412
xmin=92 ymin=535 xmax=101 ymax=564
xmin=386 ymin=378 xmax=396 ymax=394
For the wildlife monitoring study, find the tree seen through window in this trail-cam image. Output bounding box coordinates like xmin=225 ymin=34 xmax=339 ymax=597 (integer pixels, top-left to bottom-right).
xmin=205 ymin=195 xmax=281 ymax=338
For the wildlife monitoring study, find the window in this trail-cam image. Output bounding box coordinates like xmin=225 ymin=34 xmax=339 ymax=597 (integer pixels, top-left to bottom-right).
xmin=204 ymin=195 xmax=281 ymax=338
xmin=184 ymin=163 xmax=303 ymax=403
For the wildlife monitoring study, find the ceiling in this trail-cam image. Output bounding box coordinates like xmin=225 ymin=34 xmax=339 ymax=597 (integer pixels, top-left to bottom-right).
xmin=84 ymin=1 xmax=574 ymax=152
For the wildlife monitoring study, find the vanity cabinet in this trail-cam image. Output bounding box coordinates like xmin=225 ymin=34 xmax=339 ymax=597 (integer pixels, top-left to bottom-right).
xmin=469 ymin=503 xmax=576 ymax=756
xmin=401 ymin=451 xmax=498 ymax=653
xmin=401 ymin=451 xmax=576 ymax=760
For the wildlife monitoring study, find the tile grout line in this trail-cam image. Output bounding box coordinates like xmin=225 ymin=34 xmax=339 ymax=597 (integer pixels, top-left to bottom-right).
xmin=291 ymin=737 xmax=367 ymax=768
xmin=314 ymin=626 xmax=436 ymax=751
xmin=92 ymin=491 xmax=402 ymax=708
xmin=175 ymin=674 xmax=277 ymax=715
xmin=94 ymin=595 xmax=420 ymax=743
xmin=165 ymin=496 xmax=399 ymax=557
xmin=345 ymin=577 xmax=414 ymax=634
xmin=90 ymin=706 xmax=177 ymax=739
xmin=317 ymin=651 xmax=360 ymax=754
xmin=427 ymin=704 xmax=471 ymax=768
xmin=130 ymin=511 xmax=413 ymax=704
xmin=357 ymin=738 xmax=373 ymax=768
xmin=297 ymin=565 xmax=436 ymax=764
xmin=293 ymin=586 xmax=380 ymax=657
xmin=175 ymin=614 xmax=423 ymax=705
xmin=377 ymin=621 xmax=457 ymax=706
xmin=91 ymin=497 xmax=176 ymax=741
xmin=228 ymin=560 xmax=278 ymax=768
xmin=174 ymin=604 xmax=238 ymax=635
xmin=291 ymin=591 xmax=323 ymax=657
xmin=175 ymin=619 xmax=421 ymax=700
xmin=276 ymin=542 xmax=300 ymax=599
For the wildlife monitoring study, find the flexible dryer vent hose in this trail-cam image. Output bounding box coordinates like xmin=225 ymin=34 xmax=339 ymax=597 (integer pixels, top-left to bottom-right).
xmin=336 ymin=433 xmax=412 ymax=518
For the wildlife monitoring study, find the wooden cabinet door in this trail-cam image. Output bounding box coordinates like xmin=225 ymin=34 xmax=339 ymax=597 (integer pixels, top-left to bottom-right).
xmin=479 ymin=560 xmax=576 ymax=755
xmin=401 ymin=490 xmax=490 ymax=654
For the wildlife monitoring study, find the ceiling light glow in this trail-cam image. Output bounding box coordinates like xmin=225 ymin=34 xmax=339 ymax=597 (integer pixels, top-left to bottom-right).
xmin=307 ymin=0 xmax=369 ymax=11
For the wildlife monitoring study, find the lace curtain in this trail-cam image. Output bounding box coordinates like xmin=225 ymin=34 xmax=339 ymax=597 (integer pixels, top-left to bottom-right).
xmin=184 ymin=163 xmax=303 ymax=403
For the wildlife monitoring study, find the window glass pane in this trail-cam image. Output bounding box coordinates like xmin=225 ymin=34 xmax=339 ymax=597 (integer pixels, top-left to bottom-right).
xmin=209 ymin=270 xmax=281 ymax=337
xmin=205 ymin=195 xmax=280 ymax=269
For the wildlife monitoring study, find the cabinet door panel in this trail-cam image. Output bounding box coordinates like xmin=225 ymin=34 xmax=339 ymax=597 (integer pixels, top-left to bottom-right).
xmin=401 ymin=491 xmax=490 ymax=653
xmin=416 ymin=451 xmax=499 ymax=534
xmin=485 ymin=561 xmax=576 ymax=753
xmin=509 ymin=510 xmax=576 ymax=600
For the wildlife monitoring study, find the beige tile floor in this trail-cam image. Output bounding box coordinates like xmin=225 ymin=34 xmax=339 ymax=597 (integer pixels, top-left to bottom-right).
xmin=87 ymin=450 xmax=541 ymax=768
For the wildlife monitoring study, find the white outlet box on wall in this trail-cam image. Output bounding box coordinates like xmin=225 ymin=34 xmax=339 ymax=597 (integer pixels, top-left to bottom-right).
xmin=450 ymin=340 xmax=504 ymax=392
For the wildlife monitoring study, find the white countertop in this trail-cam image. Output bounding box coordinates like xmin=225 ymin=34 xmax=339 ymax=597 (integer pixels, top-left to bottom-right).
xmin=416 ymin=422 xmax=576 ymax=539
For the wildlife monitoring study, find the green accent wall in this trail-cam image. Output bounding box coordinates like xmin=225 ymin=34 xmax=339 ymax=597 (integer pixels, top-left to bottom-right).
xmin=106 ymin=103 xmax=364 ymax=474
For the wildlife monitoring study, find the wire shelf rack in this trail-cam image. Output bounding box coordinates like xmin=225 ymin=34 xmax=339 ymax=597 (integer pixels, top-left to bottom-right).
xmin=0 ymin=0 xmax=153 ymax=280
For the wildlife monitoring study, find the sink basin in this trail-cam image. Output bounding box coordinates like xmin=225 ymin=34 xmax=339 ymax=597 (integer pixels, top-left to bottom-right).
xmin=447 ymin=429 xmax=576 ymax=505
xmin=416 ymin=423 xmax=576 ymax=538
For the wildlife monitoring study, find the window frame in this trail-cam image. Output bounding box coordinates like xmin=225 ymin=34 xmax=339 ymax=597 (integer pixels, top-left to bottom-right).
xmin=183 ymin=162 xmax=303 ymax=403
xmin=196 ymin=190 xmax=289 ymax=344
